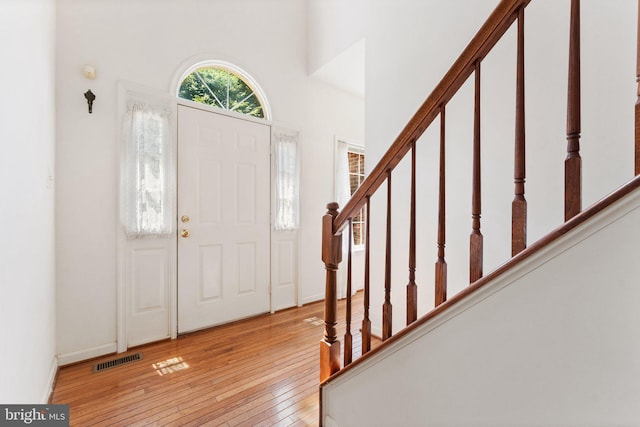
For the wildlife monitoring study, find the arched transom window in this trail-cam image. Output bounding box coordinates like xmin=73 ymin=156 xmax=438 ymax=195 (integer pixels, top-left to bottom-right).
xmin=177 ymin=61 xmax=270 ymax=119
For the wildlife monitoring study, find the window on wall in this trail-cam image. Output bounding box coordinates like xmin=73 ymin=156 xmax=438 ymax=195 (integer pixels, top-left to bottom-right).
xmin=336 ymin=140 xmax=365 ymax=248
xmin=348 ymin=150 xmax=366 ymax=246
xmin=273 ymin=128 xmax=300 ymax=231
xmin=177 ymin=64 xmax=268 ymax=119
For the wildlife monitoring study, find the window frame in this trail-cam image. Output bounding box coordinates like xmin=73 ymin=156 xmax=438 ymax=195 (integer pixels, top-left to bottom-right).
xmin=335 ymin=138 xmax=366 ymax=251
xmin=174 ymin=60 xmax=272 ymax=121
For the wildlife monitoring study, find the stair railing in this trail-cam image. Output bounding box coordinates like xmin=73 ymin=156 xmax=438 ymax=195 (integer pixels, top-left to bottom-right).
xmin=320 ymin=0 xmax=638 ymax=382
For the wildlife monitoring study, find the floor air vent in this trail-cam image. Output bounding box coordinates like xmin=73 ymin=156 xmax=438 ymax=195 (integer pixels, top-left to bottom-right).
xmin=93 ymin=352 xmax=143 ymax=373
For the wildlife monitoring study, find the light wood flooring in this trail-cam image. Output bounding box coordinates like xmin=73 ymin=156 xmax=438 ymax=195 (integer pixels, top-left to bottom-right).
xmin=51 ymin=292 xmax=372 ymax=426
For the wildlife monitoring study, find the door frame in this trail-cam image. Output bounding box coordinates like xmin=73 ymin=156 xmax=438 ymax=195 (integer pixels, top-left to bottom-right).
xmin=116 ymin=86 xmax=298 ymax=352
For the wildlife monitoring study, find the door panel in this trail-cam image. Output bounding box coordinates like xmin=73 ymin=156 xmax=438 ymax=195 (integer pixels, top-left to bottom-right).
xmin=271 ymin=235 xmax=298 ymax=311
xmin=178 ymin=106 xmax=271 ymax=333
xmin=126 ymin=242 xmax=172 ymax=347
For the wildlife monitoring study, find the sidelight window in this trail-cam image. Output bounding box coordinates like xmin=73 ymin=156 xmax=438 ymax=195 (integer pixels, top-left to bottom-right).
xmin=121 ymin=96 xmax=175 ymax=237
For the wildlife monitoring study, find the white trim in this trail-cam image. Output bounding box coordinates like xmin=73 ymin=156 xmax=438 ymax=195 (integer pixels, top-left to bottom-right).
xmin=178 ymin=98 xmax=271 ymax=126
xmin=170 ymin=57 xmax=272 ymax=120
xmin=42 ymin=356 xmax=58 ymax=404
xmin=116 ymin=81 xmax=128 ymax=353
xmin=301 ymin=293 xmax=325 ymax=305
xmin=57 ymin=343 xmax=117 ymax=367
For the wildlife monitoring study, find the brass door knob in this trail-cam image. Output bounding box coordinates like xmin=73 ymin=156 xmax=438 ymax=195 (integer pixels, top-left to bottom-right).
xmin=181 ymin=229 xmax=190 ymax=238
xmin=181 ymin=215 xmax=190 ymax=223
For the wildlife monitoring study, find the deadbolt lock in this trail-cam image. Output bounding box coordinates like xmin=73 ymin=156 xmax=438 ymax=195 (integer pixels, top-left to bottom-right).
xmin=181 ymin=215 xmax=190 ymax=223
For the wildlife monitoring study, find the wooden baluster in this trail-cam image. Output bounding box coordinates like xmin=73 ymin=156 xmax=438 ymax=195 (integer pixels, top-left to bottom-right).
xmin=635 ymin=0 xmax=640 ymax=175
xmin=470 ymin=60 xmax=483 ymax=283
xmin=435 ymin=105 xmax=447 ymax=306
xmin=362 ymin=197 xmax=371 ymax=354
xmin=565 ymin=0 xmax=582 ymax=220
xmin=512 ymin=6 xmax=527 ymax=256
xmin=383 ymin=171 xmax=393 ymax=341
xmin=320 ymin=202 xmax=342 ymax=381
xmin=407 ymin=140 xmax=418 ymax=325
xmin=344 ymin=219 xmax=353 ymax=367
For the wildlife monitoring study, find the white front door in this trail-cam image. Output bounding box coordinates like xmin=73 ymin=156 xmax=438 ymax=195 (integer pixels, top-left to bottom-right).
xmin=177 ymin=105 xmax=271 ymax=333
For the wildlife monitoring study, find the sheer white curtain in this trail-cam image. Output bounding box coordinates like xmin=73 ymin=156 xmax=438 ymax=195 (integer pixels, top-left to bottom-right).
xmin=121 ymin=97 xmax=175 ymax=237
xmin=273 ymin=128 xmax=300 ymax=231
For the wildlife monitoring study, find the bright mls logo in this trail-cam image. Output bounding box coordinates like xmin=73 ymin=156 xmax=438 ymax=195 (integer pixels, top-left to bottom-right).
xmin=1 ymin=405 xmax=69 ymax=426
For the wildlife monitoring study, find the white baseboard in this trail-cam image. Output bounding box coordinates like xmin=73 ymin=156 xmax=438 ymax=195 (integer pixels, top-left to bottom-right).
xmin=57 ymin=342 xmax=117 ymax=366
xmin=42 ymin=356 xmax=58 ymax=403
xmin=371 ymin=325 xmax=382 ymax=339
xmin=300 ymin=293 xmax=324 ymax=306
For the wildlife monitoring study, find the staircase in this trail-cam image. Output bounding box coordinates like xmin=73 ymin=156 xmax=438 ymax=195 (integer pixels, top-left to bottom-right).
xmin=318 ymin=0 xmax=640 ymax=425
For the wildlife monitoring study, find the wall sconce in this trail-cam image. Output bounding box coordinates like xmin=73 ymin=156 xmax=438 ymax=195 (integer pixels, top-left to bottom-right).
xmin=84 ymin=90 xmax=96 ymax=114
xmin=83 ymin=64 xmax=96 ymax=113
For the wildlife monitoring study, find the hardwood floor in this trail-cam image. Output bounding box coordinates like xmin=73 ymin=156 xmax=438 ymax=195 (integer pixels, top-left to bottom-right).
xmin=51 ymin=292 xmax=372 ymax=426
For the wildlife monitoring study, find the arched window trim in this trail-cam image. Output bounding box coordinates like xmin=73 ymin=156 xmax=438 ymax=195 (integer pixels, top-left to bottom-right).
xmin=175 ymin=60 xmax=272 ymax=120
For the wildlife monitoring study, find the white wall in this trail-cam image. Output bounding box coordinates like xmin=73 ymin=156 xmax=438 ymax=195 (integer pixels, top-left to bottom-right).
xmin=323 ymin=185 xmax=640 ymax=426
xmin=364 ymin=0 xmax=636 ymax=335
xmin=0 ymin=0 xmax=57 ymax=403
xmin=301 ymin=79 xmax=365 ymax=304
xmin=307 ymin=0 xmax=366 ymax=74
xmin=56 ymin=0 xmax=364 ymax=360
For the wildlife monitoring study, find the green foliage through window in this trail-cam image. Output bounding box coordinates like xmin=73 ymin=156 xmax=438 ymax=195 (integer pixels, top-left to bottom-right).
xmin=178 ymin=67 xmax=264 ymax=118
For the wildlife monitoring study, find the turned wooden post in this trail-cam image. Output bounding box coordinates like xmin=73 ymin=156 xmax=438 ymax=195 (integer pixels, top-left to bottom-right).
xmin=565 ymin=0 xmax=582 ymax=220
xmin=407 ymin=140 xmax=418 ymax=325
xmin=635 ymin=0 xmax=640 ymax=175
xmin=362 ymin=198 xmax=372 ymax=354
xmin=435 ymin=105 xmax=448 ymax=306
xmin=512 ymin=7 xmax=527 ymax=256
xmin=382 ymin=171 xmax=393 ymax=341
xmin=320 ymin=202 xmax=342 ymax=381
xmin=470 ymin=60 xmax=484 ymax=283
xmin=344 ymin=220 xmax=353 ymax=367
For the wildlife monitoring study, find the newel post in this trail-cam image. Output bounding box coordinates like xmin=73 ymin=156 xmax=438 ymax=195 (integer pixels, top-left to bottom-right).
xmin=320 ymin=202 xmax=342 ymax=381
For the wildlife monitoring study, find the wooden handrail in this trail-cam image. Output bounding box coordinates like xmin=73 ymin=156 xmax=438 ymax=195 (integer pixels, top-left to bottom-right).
xmin=321 ymin=175 xmax=640 ymax=387
xmin=333 ymin=0 xmax=531 ymax=235
xmin=320 ymin=0 xmax=532 ymax=384
xmin=320 ymin=0 xmax=638 ymax=417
